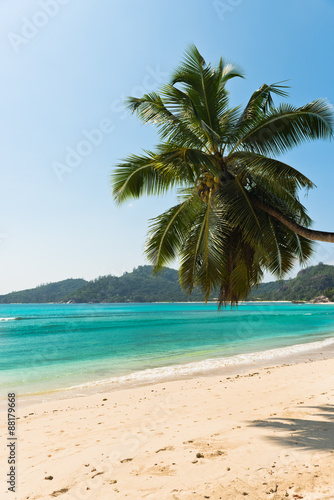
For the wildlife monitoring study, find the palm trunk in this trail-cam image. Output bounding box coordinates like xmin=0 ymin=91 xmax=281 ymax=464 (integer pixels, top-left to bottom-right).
xmin=254 ymin=200 xmax=334 ymax=243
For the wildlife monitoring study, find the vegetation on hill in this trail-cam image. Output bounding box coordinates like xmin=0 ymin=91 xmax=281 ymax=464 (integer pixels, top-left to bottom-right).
xmin=64 ymin=266 xmax=206 ymax=303
xmin=0 ymin=279 xmax=87 ymax=304
xmin=1 ymin=264 xmax=334 ymax=304
xmin=249 ymin=263 xmax=334 ymax=301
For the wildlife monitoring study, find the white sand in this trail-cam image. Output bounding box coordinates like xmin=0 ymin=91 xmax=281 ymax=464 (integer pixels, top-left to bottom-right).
xmin=1 ymin=358 xmax=334 ymax=499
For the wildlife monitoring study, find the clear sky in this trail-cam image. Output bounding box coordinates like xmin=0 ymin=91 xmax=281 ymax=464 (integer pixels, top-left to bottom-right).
xmin=0 ymin=0 xmax=334 ymax=294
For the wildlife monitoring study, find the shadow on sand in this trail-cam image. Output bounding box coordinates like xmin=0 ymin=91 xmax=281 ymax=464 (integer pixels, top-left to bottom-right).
xmin=249 ymin=405 xmax=334 ymax=451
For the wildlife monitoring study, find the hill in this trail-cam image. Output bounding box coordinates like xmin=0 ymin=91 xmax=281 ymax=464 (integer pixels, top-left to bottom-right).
xmin=1 ymin=263 xmax=334 ymax=304
xmin=249 ymin=263 xmax=334 ymax=301
xmin=63 ymin=266 xmax=206 ymax=303
xmin=0 ymin=279 xmax=88 ymax=304
xmin=0 ymin=267 xmax=207 ymax=304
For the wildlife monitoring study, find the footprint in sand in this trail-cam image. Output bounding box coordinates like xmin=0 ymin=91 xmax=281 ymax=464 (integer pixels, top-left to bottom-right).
xmin=51 ymin=488 xmax=69 ymax=497
xmin=155 ymin=446 xmax=175 ymax=453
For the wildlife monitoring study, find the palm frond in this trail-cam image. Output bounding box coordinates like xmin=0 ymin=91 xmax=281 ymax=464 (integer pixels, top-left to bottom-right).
xmin=217 ymin=229 xmax=264 ymax=307
xmin=179 ymin=192 xmax=230 ymax=300
xmin=170 ymin=44 xmax=242 ymax=144
xmin=112 ymin=152 xmax=182 ymax=204
xmin=227 ymin=152 xmax=314 ymax=191
xmin=237 ymin=82 xmax=290 ymax=125
xmin=126 ymin=92 xmax=204 ymax=148
xmin=231 ymin=99 xmax=334 ymax=156
xmin=155 ymin=144 xmax=217 ymax=181
xmin=226 ymin=152 xmax=314 ymax=225
xmin=215 ymin=178 xmax=264 ymax=243
xmin=220 ymin=60 xmax=245 ymax=85
xmin=145 ymin=193 xmax=201 ymax=271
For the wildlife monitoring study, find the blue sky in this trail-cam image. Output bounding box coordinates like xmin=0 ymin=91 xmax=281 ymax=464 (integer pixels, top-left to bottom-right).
xmin=0 ymin=0 xmax=334 ymax=294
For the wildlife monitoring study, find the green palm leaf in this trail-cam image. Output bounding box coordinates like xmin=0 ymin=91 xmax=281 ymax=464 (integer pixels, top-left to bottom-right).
xmin=145 ymin=192 xmax=200 ymax=271
xmin=231 ymin=99 xmax=334 ymax=156
xmin=112 ymin=152 xmax=180 ymax=204
xmin=237 ymin=82 xmax=290 ymax=124
xmin=126 ymin=92 xmax=204 ymax=148
xmin=179 ymin=191 xmax=230 ymax=299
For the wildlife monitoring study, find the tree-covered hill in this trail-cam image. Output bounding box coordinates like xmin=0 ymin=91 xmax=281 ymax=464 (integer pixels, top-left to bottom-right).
xmin=249 ymin=263 xmax=334 ymax=301
xmin=64 ymin=266 xmax=206 ymax=303
xmin=1 ymin=263 xmax=334 ymax=304
xmin=0 ymin=279 xmax=88 ymax=304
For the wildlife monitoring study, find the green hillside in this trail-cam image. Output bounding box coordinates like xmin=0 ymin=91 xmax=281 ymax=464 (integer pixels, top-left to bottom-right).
xmin=64 ymin=266 xmax=207 ymax=303
xmin=249 ymin=263 xmax=334 ymax=301
xmin=0 ymin=279 xmax=88 ymax=304
xmin=1 ymin=263 xmax=334 ymax=304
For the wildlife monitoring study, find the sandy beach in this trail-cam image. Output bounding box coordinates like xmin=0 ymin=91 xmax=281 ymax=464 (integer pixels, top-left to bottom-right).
xmin=1 ymin=357 xmax=333 ymax=500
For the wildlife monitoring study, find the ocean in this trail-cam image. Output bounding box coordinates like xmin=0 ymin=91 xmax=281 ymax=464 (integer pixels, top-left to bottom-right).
xmin=1 ymin=302 xmax=334 ymax=398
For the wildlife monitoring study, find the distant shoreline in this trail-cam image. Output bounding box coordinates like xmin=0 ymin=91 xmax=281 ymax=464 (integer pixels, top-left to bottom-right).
xmin=1 ymin=263 xmax=334 ymax=304
xmin=1 ymin=300 xmax=334 ymax=305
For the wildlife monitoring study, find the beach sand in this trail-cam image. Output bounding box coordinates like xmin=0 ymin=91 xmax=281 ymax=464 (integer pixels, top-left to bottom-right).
xmin=1 ymin=358 xmax=334 ymax=500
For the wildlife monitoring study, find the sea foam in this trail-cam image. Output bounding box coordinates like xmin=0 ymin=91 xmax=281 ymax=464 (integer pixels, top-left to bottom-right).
xmin=63 ymin=336 xmax=334 ymax=392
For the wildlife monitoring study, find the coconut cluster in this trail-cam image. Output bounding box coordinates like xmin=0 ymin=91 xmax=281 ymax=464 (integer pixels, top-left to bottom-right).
xmin=198 ymin=172 xmax=221 ymax=203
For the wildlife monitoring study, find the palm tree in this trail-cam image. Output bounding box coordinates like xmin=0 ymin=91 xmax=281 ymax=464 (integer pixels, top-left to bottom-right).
xmin=112 ymin=45 xmax=334 ymax=306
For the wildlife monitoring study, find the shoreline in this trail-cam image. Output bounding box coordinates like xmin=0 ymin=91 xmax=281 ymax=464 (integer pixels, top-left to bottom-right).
xmin=4 ymin=332 xmax=334 ymax=408
xmin=1 ymin=300 xmax=334 ymax=305
xmin=1 ymin=355 xmax=334 ymax=499
xmin=3 ymin=302 xmax=334 ymax=409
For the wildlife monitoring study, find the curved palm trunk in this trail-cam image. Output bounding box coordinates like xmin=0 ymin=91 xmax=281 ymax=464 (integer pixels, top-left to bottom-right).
xmin=254 ymin=200 xmax=334 ymax=243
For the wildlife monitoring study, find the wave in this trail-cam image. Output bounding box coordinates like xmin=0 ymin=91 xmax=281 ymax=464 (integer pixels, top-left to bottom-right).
xmin=63 ymin=336 xmax=334 ymax=392
xmin=0 ymin=317 xmax=22 ymax=321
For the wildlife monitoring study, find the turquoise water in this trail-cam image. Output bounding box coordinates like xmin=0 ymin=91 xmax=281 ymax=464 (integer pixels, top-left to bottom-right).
xmin=1 ymin=302 xmax=334 ymax=395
